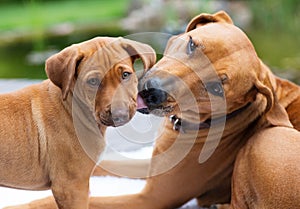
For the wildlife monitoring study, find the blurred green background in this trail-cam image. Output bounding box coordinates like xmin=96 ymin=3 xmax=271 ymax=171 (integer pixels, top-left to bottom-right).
xmin=0 ymin=0 xmax=299 ymax=82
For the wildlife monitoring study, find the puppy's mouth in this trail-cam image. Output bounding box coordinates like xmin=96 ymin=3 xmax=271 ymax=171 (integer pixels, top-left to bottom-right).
xmin=98 ymin=112 xmax=115 ymax=127
xmin=137 ymin=94 xmax=175 ymax=116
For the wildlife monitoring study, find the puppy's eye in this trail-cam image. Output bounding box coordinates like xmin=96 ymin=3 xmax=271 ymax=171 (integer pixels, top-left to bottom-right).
xmin=87 ymin=78 xmax=101 ymax=87
xmin=206 ymin=82 xmax=224 ymax=97
xmin=122 ymin=71 xmax=132 ymax=80
xmin=187 ymin=36 xmax=197 ymax=55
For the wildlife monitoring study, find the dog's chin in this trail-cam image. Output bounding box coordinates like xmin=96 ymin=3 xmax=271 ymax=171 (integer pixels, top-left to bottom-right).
xmin=136 ymin=94 xmax=177 ymax=116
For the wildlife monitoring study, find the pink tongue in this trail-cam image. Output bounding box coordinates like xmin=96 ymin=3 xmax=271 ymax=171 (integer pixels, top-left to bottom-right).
xmin=137 ymin=94 xmax=148 ymax=109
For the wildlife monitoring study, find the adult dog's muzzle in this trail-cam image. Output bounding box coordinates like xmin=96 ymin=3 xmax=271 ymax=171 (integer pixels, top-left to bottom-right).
xmin=139 ymin=77 xmax=168 ymax=107
xmin=137 ymin=76 xmax=176 ymax=116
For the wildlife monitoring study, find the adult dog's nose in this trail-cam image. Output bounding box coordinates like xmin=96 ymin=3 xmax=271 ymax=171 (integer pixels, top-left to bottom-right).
xmin=139 ymin=77 xmax=167 ymax=108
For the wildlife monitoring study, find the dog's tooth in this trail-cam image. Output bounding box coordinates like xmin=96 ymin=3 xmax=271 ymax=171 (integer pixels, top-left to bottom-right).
xmin=172 ymin=118 xmax=178 ymax=131
xmin=172 ymin=124 xmax=177 ymax=131
xmin=169 ymin=115 xmax=175 ymax=122
xmin=174 ymin=118 xmax=180 ymax=131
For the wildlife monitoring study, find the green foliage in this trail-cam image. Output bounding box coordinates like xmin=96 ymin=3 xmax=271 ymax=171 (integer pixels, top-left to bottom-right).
xmin=249 ymin=0 xmax=300 ymax=33
xmin=0 ymin=0 xmax=299 ymax=79
xmin=0 ymin=0 xmax=130 ymax=78
xmin=0 ymin=0 xmax=129 ymax=31
xmin=246 ymin=0 xmax=300 ymax=76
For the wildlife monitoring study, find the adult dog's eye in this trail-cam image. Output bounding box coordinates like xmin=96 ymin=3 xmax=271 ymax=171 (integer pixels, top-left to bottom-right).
xmin=87 ymin=78 xmax=101 ymax=87
xmin=122 ymin=71 xmax=132 ymax=80
xmin=206 ymin=82 xmax=224 ymax=97
xmin=187 ymin=36 xmax=197 ymax=55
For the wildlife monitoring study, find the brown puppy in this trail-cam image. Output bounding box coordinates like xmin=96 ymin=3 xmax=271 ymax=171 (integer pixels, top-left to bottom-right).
xmin=0 ymin=37 xmax=155 ymax=209
xmin=7 ymin=12 xmax=300 ymax=209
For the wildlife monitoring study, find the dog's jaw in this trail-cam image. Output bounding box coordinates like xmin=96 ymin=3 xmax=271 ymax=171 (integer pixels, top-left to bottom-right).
xmin=137 ymin=94 xmax=175 ymax=116
xmin=169 ymin=102 xmax=252 ymax=132
xmin=137 ymin=104 xmax=175 ymax=116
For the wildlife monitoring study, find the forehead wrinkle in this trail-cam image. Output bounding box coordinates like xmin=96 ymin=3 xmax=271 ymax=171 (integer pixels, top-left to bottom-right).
xmin=164 ymin=33 xmax=207 ymax=64
xmin=212 ymin=46 xmax=258 ymax=75
xmin=192 ymin=26 xmax=257 ymax=64
xmin=164 ymin=35 xmax=187 ymax=55
xmin=104 ymin=67 xmax=120 ymax=87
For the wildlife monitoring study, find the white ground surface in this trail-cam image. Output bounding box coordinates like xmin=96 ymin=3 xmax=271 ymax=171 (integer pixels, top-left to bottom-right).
xmin=0 ymin=146 xmax=199 ymax=208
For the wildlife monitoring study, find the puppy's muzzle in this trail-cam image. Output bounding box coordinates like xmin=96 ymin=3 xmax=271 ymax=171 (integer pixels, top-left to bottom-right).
xmin=99 ymin=108 xmax=130 ymax=127
xmin=111 ymin=108 xmax=130 ymax=126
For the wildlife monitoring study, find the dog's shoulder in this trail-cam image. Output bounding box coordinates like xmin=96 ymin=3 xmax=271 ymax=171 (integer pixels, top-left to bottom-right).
xmin=243 ymin=126 xmax=300 ymax=168
xmin=0 ymin=79 xmax=62 ymax=113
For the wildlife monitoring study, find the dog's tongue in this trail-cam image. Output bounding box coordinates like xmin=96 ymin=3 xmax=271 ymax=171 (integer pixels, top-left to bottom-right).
xmin=137 ymin=94 xmax=148 ymax=109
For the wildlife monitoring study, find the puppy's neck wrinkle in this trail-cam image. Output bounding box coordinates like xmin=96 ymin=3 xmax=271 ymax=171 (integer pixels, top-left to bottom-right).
xmin=72 ymin=94 xmax=105 ymax=133
xmin=64 ymin=90 xmax=106 ymax=162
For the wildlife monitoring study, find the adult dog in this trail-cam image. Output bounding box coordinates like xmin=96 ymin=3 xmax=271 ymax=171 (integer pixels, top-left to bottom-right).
xmin=0 ymin=37 xmax=155 ymax=209
xmin=94 ymin=11 xmax=300 ymax=209
xmin=7 ymin=11 xmax=300 ymax=209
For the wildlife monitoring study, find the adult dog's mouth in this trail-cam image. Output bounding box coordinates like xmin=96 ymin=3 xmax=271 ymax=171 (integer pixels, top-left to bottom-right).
xmin=137 ymin=94 xmax=175 ymax=116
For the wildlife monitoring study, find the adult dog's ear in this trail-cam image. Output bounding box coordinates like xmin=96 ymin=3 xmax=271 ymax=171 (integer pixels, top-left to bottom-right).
xmin=254 ymin=75 xmax=293 ymax=128
xmin=119 ymin=38 xmax=156 ymax=77
xmin=186 ymin=10 xmax=233 ymax=32
xmin=46 ymin=45 xmax=84 ymax=100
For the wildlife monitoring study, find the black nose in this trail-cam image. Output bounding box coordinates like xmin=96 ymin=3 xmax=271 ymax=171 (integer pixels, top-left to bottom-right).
xmin=139 ymin=77 xmax=167 ymax=108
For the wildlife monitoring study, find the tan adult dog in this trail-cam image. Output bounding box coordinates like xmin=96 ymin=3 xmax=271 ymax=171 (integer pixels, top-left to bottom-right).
xmin=96 ymin=11 xmax=300 ymax=209
xmin=7 ymin=11 xmax=300 ymax=209
xmin=0 ymin=37 xmax=155 ymax=209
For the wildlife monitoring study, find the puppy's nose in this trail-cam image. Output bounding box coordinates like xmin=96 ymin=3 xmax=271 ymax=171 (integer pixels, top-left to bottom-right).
xmin=140 ymin=77 xmax=167 ymax=107
xmin=112 ymin=109 xmax=129 ymax=126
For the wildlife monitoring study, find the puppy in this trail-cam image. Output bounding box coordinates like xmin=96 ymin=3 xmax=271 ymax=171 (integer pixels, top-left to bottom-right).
xmin=0 ymin=37 xmax=155 ymax=209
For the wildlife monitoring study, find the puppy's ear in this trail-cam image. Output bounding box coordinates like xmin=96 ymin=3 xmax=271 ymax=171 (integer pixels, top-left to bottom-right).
xmin=46 ymin=45 xmax=84 ymax=100
xmin=254 ymin=76 xmax=293 ymax=128
xmin=186 ymin=10 xmax=233 ymax=32
xmin=119 ymin=38 xmax=156 ymax=77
